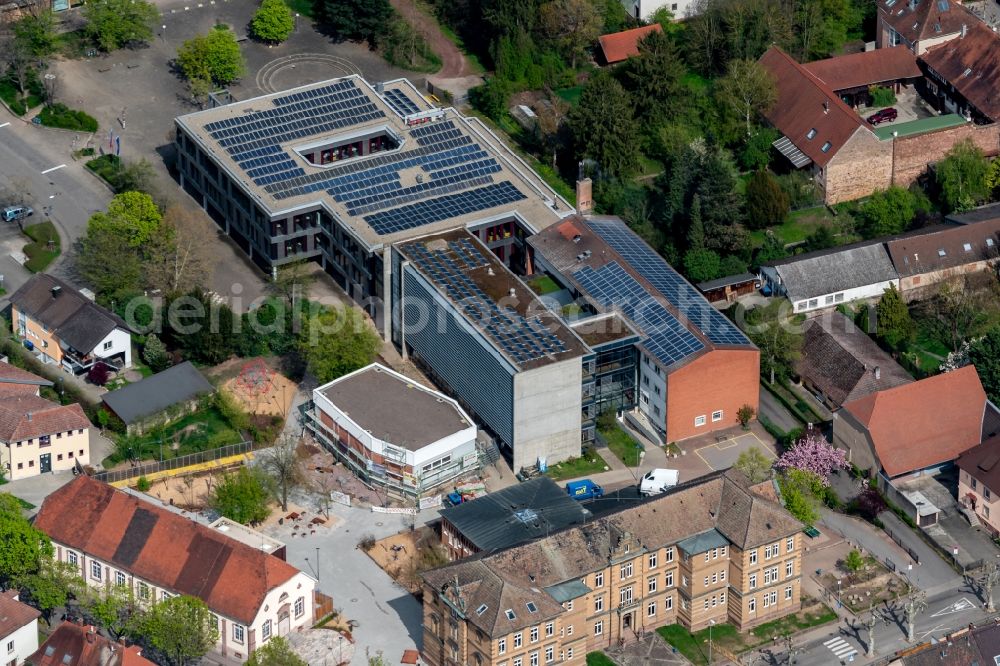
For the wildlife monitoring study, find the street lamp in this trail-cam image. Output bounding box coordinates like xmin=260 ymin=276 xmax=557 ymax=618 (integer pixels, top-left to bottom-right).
xmin=837 ymin=578 xmax=842 ymax=609
xmin=295 ymin=13 xmax=299 ymax=31
xmin=708 ymin=619 xmax=716 ymax=664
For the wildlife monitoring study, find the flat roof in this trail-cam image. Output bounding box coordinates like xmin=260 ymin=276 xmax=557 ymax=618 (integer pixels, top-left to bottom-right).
xmin=175 ymin=77 xmax=570 ymax=249
xmin=569 ymin=313 xmax=640 ymax=347
xmin=873 ymin=113 xmax=967 ymax=140
xmin=316 ymin=363 xmax=473 ymax=450
xmin=208 ymin=517 xmax=285 ymax=555
xmin=396 ymin=230 xmax=588 ymax=371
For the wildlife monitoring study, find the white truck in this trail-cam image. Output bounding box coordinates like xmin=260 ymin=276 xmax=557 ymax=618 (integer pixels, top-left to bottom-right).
xmin=639 ymin=468 xmax=680 ymax=496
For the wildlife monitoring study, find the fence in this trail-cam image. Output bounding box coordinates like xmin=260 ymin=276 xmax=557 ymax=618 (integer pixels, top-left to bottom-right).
xmin=90 ymin=440 xmax=255 ymax=485
xmin=881 ymin=520 xmax=921 ymax=565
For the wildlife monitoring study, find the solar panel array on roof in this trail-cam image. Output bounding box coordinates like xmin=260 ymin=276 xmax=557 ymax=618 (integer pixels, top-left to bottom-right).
xmin=203 ymin=80 xmax=385 ymax=187
xmin=382 ymin=88 xmax=422 ymax=117
xmin=573 ymin=262 xmax=705 ymax=367
xmin=588 ymin=219 xmax=751 ymax=347
xmin=366 ymin=181 xmax=526 ymax=236
xmin=405 ymin=238 xmax=567 ymax=366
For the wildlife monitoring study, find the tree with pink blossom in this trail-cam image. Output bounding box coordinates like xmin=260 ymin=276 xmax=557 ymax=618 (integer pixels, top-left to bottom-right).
xmin=774 ymin=431 xmax=848 ymax=485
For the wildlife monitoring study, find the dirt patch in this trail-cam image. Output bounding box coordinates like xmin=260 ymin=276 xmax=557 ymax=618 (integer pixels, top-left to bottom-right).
xmin=363 ymin=526 xmax=448 ymax=594
xmin=141 ymin=469 xmax=230 ymax=511
xmin=219 ymin=358 xmax=298 ymax=418
xmin=820 ymin=557 xmax=906 ymax=613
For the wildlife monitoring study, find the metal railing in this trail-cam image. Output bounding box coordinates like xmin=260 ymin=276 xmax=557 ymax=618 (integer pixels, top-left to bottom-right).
xmin=90 ymin=440 xmax=254 ymax=484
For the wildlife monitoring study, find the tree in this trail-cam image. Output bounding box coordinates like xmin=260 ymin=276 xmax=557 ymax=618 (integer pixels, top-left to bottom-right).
xmin=258 ymin=436 xmax=303 ymax=512
xmin=167 ymin=290 xmax=236 ymax=365
xmin=211 ymin=467 xmax=271 ymax=525
xmin=83 ymin=0 xmax=158 ymax=51
xmin=744 ymin=302 xmax=803 ymax=384
xmin=739 ymin=126 xmax=779 ymax=171
xmin=87 ymin=362 xmax=111 ymax=386
xmin=177 ymin=26 xmax=246 ymax=87
xmin=733 ymin=447 xmax=771 ymax=483
xmin=88 ymin=585 xmax=138 ymax=640
xmin=755 ymin=232 xmax=788 ymax=265
xmin=271 ymin=259 xmax=315 ymax=308
xmin=76 ymin=225 xmax=143 ymax=304
xmin=299 ymin=306 xmax=381 ymax=383
xmin=737 ymin=404 xmax=756 ymax=429
xmin=745 ymin=170 xmax=789 ymax=230
xmin=777 ymin=467 xmax=825 ymax=525
xmin=875 ymin=284 xmax=914 ymax=351
xmin=716 ymin=58 xmax=777 ymax=138
xmin=251 ymin=0 xmax=295 ymax=43
xmin=145 ymin=206 xmax=213 ymax=296
xmin=687 ymin=194 xmax=705 ymax=251
xmin=89 ymin=192 xmax=162 ymax=247
xmin=313 ymin=0 xmax=393 ymax=46
xmin=117 ymin=159 xmax=157 ymax=195
xmin=683 ymin=248 xmax=721 ymax=282
xmin=0 ymin=494 xmax=52 ymax=585
xmin=539 ymin=0 xmax=601 ymax=69
xmin=621 ymin=30 xmax=686 ymax=123
xmin=775 ymin=431 xmax=849 ymax=483
xmin=568 ymin=73 xmax=639 ymax=177
xmin=142 ymin=334 xmax=170 ymax=372
xmin=17 ymin=558 xmax=82 ymax=624
xmin=859 ymin=186 xmax=919 ymax=238
xmin=844 ymin=549 xmax=864 ymax=573
xmin=0 ymin=30 xmax=34 ymax=99
xmin=13 ymin=8 xmax=59 ymax=57
xmin=970 ymin=327 xmax=1000 ymax=404
xmin=936 ymin=138 xmax=991 ymax=213
xmin=803 ymin=225 xmax=836 ymax=252
xmin=140 ymin=595 xmax=219 ymax=666
xmin=851 ymin=487 xmax=887 ymax=522
xmin=247 ymin=637 xmax=307 ymax=666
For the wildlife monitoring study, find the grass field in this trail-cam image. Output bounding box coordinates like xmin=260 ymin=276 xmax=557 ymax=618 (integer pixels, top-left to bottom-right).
xmin=750 ymin=206 xmax=834 ymax=248
xmin=545 ymin=448 xmax=608 ymax=481
xmin=600 ymin=423 xmax=643 ymax=467
xmin=22 ymin=221 xmax=61 ymax=273
xmin=104 ymin=406 xmax=242 ymax=466
xmin=528 ymin=274 xmax=561 ymax=295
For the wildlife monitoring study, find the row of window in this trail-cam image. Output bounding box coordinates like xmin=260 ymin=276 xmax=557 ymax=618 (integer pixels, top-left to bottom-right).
xmin=496 ymin=623 xmax=555 ymax=653
xmin=14 ymin=430 xmax=85 ymax=447
xmin=748 ymin=537 xmax=795 ymax=565
xmin=494 ymin=647 xmax=557 ymax=666
xmin=13 ymin=449 xmax=85 ymax=471
xmin=694 ymin=411 xmax=725 ymax=427
xmin=746 ymin=586 xmax=794 ymax=613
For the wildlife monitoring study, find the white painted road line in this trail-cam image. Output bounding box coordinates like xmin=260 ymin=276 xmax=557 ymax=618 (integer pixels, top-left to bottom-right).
xmin=0 ymin=122 xmax=9 ymax=128
xmin=824 ymin=637 xmax=858 ymax=660
xmin=41 ymin=164 xmax=66 ymax=174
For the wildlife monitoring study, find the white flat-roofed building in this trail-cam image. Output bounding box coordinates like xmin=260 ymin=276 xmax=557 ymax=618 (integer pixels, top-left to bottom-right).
xmin=306 ymin=363 xmax=479 ymax=498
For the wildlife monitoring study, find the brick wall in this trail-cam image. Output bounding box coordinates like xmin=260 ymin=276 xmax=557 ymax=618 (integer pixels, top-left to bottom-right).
xmin=825 ymin=129 xmax=893 ymax=204
xmin=893 ymin=123 xmax=1000 ymax=186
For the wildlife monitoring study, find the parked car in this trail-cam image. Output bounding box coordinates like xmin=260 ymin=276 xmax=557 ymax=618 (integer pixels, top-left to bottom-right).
xmin=445 ymin=492 xmax=464 ymax=506
xmin=566 ymin=479 xmax=604 ymax=501
xmin=866 ymin=108 xmax=898 ymax=125
xmin=2 ymin=205 xmax=33 ymax=223
xmin=639 ymin=468 xmax=680 ymax=496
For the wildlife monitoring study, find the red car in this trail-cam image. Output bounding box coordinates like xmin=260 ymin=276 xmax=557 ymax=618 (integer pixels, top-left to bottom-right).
xmin=867 ymin=108 xmax=898 ymax=125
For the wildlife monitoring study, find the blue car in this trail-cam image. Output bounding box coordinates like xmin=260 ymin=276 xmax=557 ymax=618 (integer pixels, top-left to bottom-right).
xmin=566 ymin=479 xmax=604 ymax=501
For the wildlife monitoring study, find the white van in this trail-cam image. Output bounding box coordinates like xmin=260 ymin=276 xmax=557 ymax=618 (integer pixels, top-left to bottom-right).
xmin=639 ymin=468 xmax=680 ymax=496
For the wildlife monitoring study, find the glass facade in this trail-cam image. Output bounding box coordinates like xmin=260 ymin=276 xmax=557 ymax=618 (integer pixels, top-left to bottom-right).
xmin=582 ymin=338 xmax=639 ymax=442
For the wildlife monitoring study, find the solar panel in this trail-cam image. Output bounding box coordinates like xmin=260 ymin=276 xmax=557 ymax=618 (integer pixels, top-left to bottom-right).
xmin=573 ymin=262 xmax=705 ymax=367
xmin=587 ymin=220 xmax=751 ymax=347
xmin=365 ymin=182 xmax=527 ymax=236
xmin=382 ymin=88 xmax=421 ymax=117
xmin=404 ymin=238 xmax=567 ymax=366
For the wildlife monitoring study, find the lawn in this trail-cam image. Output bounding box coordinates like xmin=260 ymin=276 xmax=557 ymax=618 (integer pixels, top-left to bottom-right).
xmin=0 ymin=72 xmax=44 ymax=116
xmin=599 ymin=423 xmax=643 ymax=467
xmin=585 ymin=654 xmax=616 ymax=666
xmin=22 ymin=221 xmax=61 ymax=273
xmin=38 ymin=103 xmax=98 ymax=132
xmin=658 ymin=624 xmax=711 ymax=665
xmin=528 ymin=274 xmax=561 ymax=295
xmin=283 ymin=0 xmax=313 ymax=17
xmin=545 ymin=447 xmax=609 ymax=481
xmin=555 ymin=86 xmax=583 ymax=105
xmin=749 ymin=605 xmax=838 ymax=642
xmin=750 ymin=206 xmax=832 ymax=248
xmin=103 ymin=406 xmax=242 ymax=466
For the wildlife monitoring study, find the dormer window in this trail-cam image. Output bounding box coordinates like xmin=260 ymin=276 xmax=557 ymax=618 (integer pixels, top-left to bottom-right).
xmin=806 ymin=128 xmax=817 ymax=140
xmin=821 ymin=141 xmax=832 ymax=153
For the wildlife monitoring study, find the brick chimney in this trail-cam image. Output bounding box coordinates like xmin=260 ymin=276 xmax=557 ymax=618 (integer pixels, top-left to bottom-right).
xmin=576 ymin=178 xmax=593 ymax=215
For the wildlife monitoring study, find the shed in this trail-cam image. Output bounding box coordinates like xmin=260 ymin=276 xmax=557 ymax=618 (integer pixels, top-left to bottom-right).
xmin=101 ymin=362 xmax=214 ymax=434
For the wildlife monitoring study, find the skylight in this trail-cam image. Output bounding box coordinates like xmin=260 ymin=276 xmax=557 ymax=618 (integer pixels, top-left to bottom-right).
xmin=476 ymin=604 xmax=488 ymax=615
xmin=937 ymin=0 xmax=949 ymax=10
xmin=988 ymin=238 xmax=996 ymax=247
xmin=806 ymin=128 xmax=817 ymax=140
xmin=964 ymin=243 xmax=972 ymax=252
xmin=938 ymin=249 xmax=947 ymax=257
xmin=964 ymin=68 xmax=973 ymax=77
xmin=886 ymin=0 xmax=897 ymax=6
xmin=821 ymin=141 xmax=832 ymax=153
xmin=505 ymin=609 xmax=516 ymax=620
xmin=526 ymin=601 xmax=538 ymax=613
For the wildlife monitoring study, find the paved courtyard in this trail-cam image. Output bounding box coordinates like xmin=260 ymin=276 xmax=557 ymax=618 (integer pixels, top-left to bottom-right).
xmin=692 ymin=429 xmax=777 ymax=472
xmin=605 ymin=634 xmax=692 ymax=666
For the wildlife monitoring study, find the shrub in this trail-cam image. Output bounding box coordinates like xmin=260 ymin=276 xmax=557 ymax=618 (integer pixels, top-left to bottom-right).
xmin=38 ymin=103 xmax=98 ymax=132
xmin=358 ymin=534 xmax=376 ymax=551
xmin=136 ymin=476 xmax=151 ymax=491
xmin=869 ymin=85 xmax=896 ymax=108
xmin=87 ymin=362 xmax=111 ymax=386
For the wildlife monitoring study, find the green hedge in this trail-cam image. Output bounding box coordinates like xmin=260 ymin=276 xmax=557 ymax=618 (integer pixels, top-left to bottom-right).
xmin=85 ymin=154 xmax=123 ymax=190
xmin=39 ymin=103 xmax=98 ymax=132
xmin=22 ymin=221 xmax=61 ymax=273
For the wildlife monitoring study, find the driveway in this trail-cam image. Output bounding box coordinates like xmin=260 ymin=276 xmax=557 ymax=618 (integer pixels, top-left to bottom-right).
xmin=759 ymin=385 xmax=802 ymax=434
xmin=3 ymin=470 xmax=75 ymax=513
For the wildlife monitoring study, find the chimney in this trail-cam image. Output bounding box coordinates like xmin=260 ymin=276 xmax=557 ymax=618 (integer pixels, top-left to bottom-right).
xmin=508 ymin=288 xmax=516 ymax=298
xmin=874 ymin=366 xmax=881 ymax=380
xmin=51 ymin=286 xmax=61 ymax=298
xmin=86 ymin=627 xmax=95 ymax=644
xmin=576 ymin=178 xmax=593 ymax=215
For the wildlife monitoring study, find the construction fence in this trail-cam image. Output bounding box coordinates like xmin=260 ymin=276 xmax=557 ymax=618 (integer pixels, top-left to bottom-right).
xmin=91 ymin=441 xmax=255 ymax=486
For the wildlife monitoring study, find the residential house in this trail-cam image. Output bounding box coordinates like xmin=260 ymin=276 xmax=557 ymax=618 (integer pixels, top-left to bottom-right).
xmin=597 ymin=24 xmax=662 ymax=65
xmin=802 ymin=46 xmax=923 ymax=108
xmin=10 ymin=275 xmax=131 ymax=374
xmin=439 ymin=477 xmax=591 ymax=560
xmin=100 ymin=362 xmax=214 ymax=435
xmin=760 ymin=241 xmax=899 ymax=314
xmin=528 ymin=216 xmax=760 ymax=446
xmin=27 ymin=622 xmax=154 ymax=666
xmin=833 ymin=365 xmax=987 ymax=480
xmin=759 ymin=47 xmax=892 ymax=205
xmin=876 ymin=0 xmax=975 ymax=55
xmin=921 ymin=21 xmax=1000 ymax=123
xmin=0 ymin=394 xmax=91 ymax=481
xmin=884 ymin=217 xmax=1000 ymax=296
xmin=0 ymin=590 xmax=40 ymax=666
xmin=33 ymin=476 xmax=317 ymax=663
xmin=956 ymin=435 xmax=1000 ymax=535
xmin=696 ymin=273 xmax=761 ymax=305
xmin=796 ymin=311 xmax=913 ymax=409
xmin=421 ymin=470 xmax=804 ymax=665
xmin=620 ymin=0 xmax=693 ymax=20
xmin=883 ymin=619 xmax=1000 ymax=664
xmin=305 ymin=363 xmax=480 ymax=498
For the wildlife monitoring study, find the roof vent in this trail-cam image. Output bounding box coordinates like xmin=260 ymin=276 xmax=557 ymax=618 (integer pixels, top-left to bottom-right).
xmin=583 ymin=249 xmax=592 ymax=258
xmin=488 ymin=267 xmax=495 ymax=276
xmin=573 ymin=234 xmax=582 ymax=243
xmin=509 ymin=288 xmax=516 ymax=297
xmin=51 ymin=286 xmax=61 ymax=298
xmin=874 ymin=366 xmax=881 ymax=380
xmin=962 ymin=23 xmax=968 ymax=38
xmin=823 ymin=101 xmax=830 ymax=114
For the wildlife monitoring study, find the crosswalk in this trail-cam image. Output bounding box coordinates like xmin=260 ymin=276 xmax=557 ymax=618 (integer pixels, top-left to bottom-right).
xmin=824 ymin=637 xmax=858 ymax=662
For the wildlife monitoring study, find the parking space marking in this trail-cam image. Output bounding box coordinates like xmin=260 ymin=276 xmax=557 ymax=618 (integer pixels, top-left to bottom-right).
xmin=694 ymin=432 xmax=775 ymax=471
xmin=41 ymin=164 xmax=66 ymax=174
xmin=0 ymin=122 xmax=9 ymax=128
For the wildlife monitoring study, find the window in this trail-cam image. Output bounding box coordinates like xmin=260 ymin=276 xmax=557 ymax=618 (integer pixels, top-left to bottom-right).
xmin=749 ymin=549 xmax=758 ymax=565
xmin=749 ymin=598 xmax=756 ymax=613
xmin=765 ymin=567 xmax=778 ymax=584
xmin=835 ymin=293 xmax=845 ymax=303
xmin=986 ymin=506 xmax=991 ymax=519
xmin=530 ymin=626 xmax=538 ymax=642
xmin=594 ymin=621 xmax=603 ymax=636
xmin=28 ymin=461 xmax=33 ymax=468
xmin=526 ymin=601 xmax=538 ymax=614
xmin=620 ymin=562 xmax=633 ymax=579
xmin=505 ymin=609 xmax=516 ymax=621
xmin=16 ymin=463 xmax=22 ymax=470
xmin=765 ymin=545 xmax=773 ymax=559
xmin=720 ymin=570 xmax=726 ymax=582
xmin=809 ymin=298 xmax=818 ymax=308
xmin=666 ymin=596 xmax=673 ymax=610
xmin=712 ymin=410 xmax=723 ymax=422
xmin=786 ymin=537 xmax=794 ymax=552
xmin=91 ymin=561 xmax=102 ymax=581
xmin=7 ymin=641 xmax=13 ymax=654
xmin=666 ymin=547 xmax=674 ymax=563
xmin=103 ymin=341 xmax=113 ymax=350
xmin=498 ymin=638 xmax=506 ymax=655
xmin=513 ymin=658 xmax=522 ymax=666
xmin=138 ymin=583 xmax=150 ymax=600
xmin=530 ymin=652 xmax=538 ymax=666
xmin=595 ymin=596 xmax=604 ymax=612
xmin=567 ymin=648 xmax=574 ymax=659
xmin=695 ymin=415 xmax=707 ymax=427
xmin=786 ymin=586 xmax=794 ymax=600
xmin=703 ymin=576 xmax=709 ymax=587
xmin=67 ymin=551 xmax=77 ymax=566
xmin=514 ymin=633 xmax=522 ymax=649
xmin=666 ymin=571 xmax=674 ymax=587
xmin=825 ymin=295 xmax=834 ymax=305
xmin=115 ymin=571 xmax=126 ymax=587
xmin=712 ymin=573 xmax=718 ymax=584
xmin=711 ymin=595 xmax=717 ymax=607
xmin=566 ymin=624 xmax=573 ymax=635
xmin=476 ymin=604 xmax=488 ymax=615
xmin=620 ymin=586 xmax=633 ymax=605
xmin=806 ymin=128 xmax=817 ymax=139
xmin=703 ymin=599 xmax=709 ymax=610
xmin=545 ymin=622 xmax=554 ymax=637
xmin=821 ymin=141 xmax=832 ymax=153
xmin=545 ymin=646 xmax=554 ymax=663
xmin=57 ymin=454 xmax=63 ymax=461
xmin=964 ymin=243 xmax=973 ymax=252
xmin=294 ymin=596 xmax=305 ymax=618
xmin=749 ymin=574 xmax=757 ymax=589
xmin=261 ymin=619 xmax=271 ymax=641
xmin=648 ymin=577 xmax=657 ymax=593
xmin=705 ymin=553 xmax=710 ymax=563
xmin=786 ymin=561 xmax=794 ymax=578
xmin=938 ymin=249 xmax=947 ymax=257
xmin=647 ymin=601 xmax=656 ymax=618
xmin=565 ymin=600 xmax=573 ymax=611
xmin=974 ymin=478 xmax=979 ymax=490
xmin=233 ymin=625 xmax=244 ymax=644
xmin=987 ymin=488 xmax=993 ymax=501
xmin=649 ymin=552 xmax=658 ymax=569
xmin=720 ymin=591 xmax=726 ymax=604
xmin=595 ymin=571 xmax=604 ymax=587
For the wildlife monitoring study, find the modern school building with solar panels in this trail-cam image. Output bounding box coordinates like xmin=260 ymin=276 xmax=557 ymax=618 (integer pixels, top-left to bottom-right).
xmin=173 ymin=76 xmax=572 ymax=336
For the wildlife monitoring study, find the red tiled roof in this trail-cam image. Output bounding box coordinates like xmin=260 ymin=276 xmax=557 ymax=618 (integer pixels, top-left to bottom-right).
xmin=0 ymin=396 xmax=90 ymax=443
xmin=803 ymin=46 xmax=922 ymax=91
xmin=921 ymin=22 xmax=1000 ymax=121
xmin=27 ymin=622 xmax=155 ymax=666
xmin=759 ymin=46 xmax=870 ymax=167
xmin=0 ymin=361 xmax=51 ymax=397
xmin=956 ymin=435 xmax=1000 ymax=494
xmin=879 ymin=0 xmax=974 ymax=46
xmin=843 ymin=365 xmax=987 ymax=477
xmin=598 ymin=24 xmax=662 ymax=64
xmin=33 ymin=476 xmax=303 ymax=625
xmin=0 ymin=590 xmax=40 ymax=638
